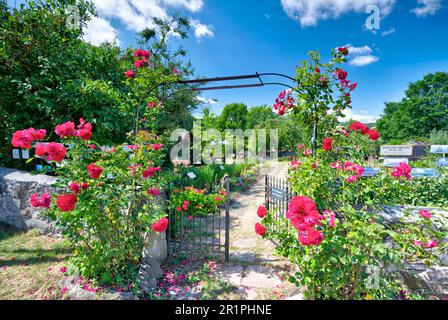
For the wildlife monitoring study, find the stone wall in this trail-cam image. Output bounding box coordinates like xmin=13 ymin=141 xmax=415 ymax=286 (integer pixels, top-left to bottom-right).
xmin=0 ymin=167 xmax=60 ymax=235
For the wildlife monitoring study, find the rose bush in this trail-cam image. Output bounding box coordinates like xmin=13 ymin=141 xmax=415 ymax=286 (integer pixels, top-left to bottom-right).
xmin=10 ymin=48 xmax=179 ymax=288
xmin=170 ymin=186 xmax=227 ymax=218
xmin=259 ymin=48 xmax=447 ymax=300
xmin=15 ymin=117 xmax=168 ymax=286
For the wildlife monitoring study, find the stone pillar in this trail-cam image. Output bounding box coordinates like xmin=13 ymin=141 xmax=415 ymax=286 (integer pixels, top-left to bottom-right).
xmin=138 ymin=232 xmax=168 ymax=292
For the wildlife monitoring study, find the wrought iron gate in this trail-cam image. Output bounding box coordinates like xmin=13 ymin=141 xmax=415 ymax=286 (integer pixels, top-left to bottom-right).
xmin=265 ymin=175 xmax=294 ymax=228
xmin=167 ymin=176 xmax=230 ymax=262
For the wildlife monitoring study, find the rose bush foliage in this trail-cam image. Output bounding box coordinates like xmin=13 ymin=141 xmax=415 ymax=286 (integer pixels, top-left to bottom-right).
xmin=170 ymin=186 xmax=227 ymax=218
xmin=10 ymin=48 xmax=180 ymax=287
xmin=258 ymin=48 xmax=447 ymax=300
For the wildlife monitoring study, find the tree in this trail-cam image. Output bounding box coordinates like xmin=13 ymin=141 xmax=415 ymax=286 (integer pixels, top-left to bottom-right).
xmin=0 ymin=0 xmax=200 ymax=167
xmin=216 ymin=103 xmax=248 ymax=131
xmin=246 ymin=105 xmax=276 ymax=129
xmin=0 ymin=0 xmax=129 ymax=167
xmin=376 ymin=72 xmax=448 ymax=142
xmin=136 ymin=16 xmax=200 ymax=133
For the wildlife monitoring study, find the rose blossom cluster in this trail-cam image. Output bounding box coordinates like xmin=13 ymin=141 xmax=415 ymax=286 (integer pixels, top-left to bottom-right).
xmin=330 ymin=161 xmax=365 ymax=183
xmin=273 ymin=89 xmax=295 ymax=116
xmin=11 ymin=128 xmax=46 ymax=149
xmin=322 ymin=137 xmax=333 ymax=151
xmin=152 ymin=217 xmax=169 ymax=233
xmin=254 ymin=205 xmax=268 ymax=236
xmin=30 ymin=194 xmax=51 ymax=208
xmin=35 ymin=142 xmax=67 ymax=162
xmin=55 ymin=118 xmax=92 ymax=140
xmin=392 ymin=162 xmax=412 ymax=180
xmin=124 ymin=49 xmax=151 ymax=78
xmin=348 ymin=121 xmax=380 ymax=141
xmin=134 ymin=49 xmax=151 ymax=68
xmin=15 ymin=119 xmax=167 ymax=236
xmin=286 ymin=196 xmax=325 ymax=246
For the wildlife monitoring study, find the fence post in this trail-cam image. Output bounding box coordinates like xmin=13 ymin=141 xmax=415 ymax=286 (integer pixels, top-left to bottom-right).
xmin=224 ymin=175 xmax=230 ymax=263
xmin=265 ymin=175 xmax=269 ymax=211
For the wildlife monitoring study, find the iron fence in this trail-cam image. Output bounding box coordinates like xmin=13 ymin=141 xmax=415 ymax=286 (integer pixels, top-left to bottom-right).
xmin=264 ymin=175 xmax=294 ymax=229
xmin=167 ymin=176 xmax=230 ymax=262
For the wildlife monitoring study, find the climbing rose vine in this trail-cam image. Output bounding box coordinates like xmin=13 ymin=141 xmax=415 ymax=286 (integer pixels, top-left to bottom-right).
xmin=258 ymin=47 xmax=447 ymax=300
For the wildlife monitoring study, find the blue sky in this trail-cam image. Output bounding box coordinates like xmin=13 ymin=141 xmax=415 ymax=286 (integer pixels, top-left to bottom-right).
xmin=9 ymin=0 xmax=448 ymax=121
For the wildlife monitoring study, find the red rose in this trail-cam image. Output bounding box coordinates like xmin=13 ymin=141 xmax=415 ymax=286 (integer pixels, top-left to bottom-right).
xmin=338 ymin=47 xmax=349 ymax=55
xmin=335 ymin=69 xmax=348 ymax=81
xmin=69 ymin=182 xmax=81 ymax=194
xmin=124 ymin=70 xmax=135 ymax=78
xmin=87 ymin=163 xmax=103 ymax=179
xmin=349 ymin=82 xmax=358 ymax=91
xmin=81 ymin=182 xmax=89 ymax=190
xmin=142 ymin=166 xmax=160 ymax=178
xmin=32 ymin=129 xmax=46 ymax=141
xmin=148 ymin=101 xmax=157 ymax=109
xmin=55 ymin=121 xmax=75 ymax=138
xmin=392 ymin=163 xmax=412 ymax=180
xmin=151 ymin=144 xmax=164 ymax=151
xmin=11 ymin=128 xmax=46 ymax=149
xmin=257 ymin=205 xmax=268 ymax=218
xmin=74 ymin=118 xmax=92 ymax=141
xmin=152 ymin=217 xmax=169 ymax=233
xmin=134 ymin=49 xmax=151 ymax=59
xmin=322 ymin=137 xmax=332 ymax=151
xmin=255 ymin=223 xmax=266 ymax=236
xmin=44 ymin=142 xmax=67 ymax=162
xmin=147 ymin=188 xmax=161 ymax=196
xmin=35 ymin=143 xmax=46 ymax=157
xmin=30 ymin=194 xmax=51 ymax=208
xmin=56 ymin=194 xmax=78 ymax=212
xmin=349 ymin=121 xmax=369 ymax=135
xmin=368 ymin=129 xmax=380 ymax=141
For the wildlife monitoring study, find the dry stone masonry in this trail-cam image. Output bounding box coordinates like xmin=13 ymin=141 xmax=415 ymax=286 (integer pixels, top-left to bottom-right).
xmin=0 ymin=167 xmax=60 ymax=234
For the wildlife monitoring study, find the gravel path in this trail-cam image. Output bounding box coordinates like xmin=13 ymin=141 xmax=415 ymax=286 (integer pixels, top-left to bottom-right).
xmin=216 ymin=160 xmax=303 ymax=300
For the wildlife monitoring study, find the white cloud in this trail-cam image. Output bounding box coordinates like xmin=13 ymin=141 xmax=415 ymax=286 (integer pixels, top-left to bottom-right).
xmin=411 ymin=0 xmax=443 ymax=17
xmin=85 ymin=0 xmax=210 ymax=44
xmin=341 ymin=44 xmax=380 ymax=67
xmin=280 ymin=0 xmax=396 ymax=27
xmin=340 ymin=109 xmax=380 ymax=123
xmin=350 ymin=55 xmax=379 ymax=66
xmin=196 ymin=96 xmax=218 ymax=104
xmin=190 ymin=19 xmax=214 ymax=40
xmin=381 ymin=27 xmax=396 ymax=36
xmin=161 ymin=0 xmax=204 ymax=12
xmin=83 ymin=16 xmax=120 ymax=46
xmin=346 ymin=44 xmax=372 ymax=55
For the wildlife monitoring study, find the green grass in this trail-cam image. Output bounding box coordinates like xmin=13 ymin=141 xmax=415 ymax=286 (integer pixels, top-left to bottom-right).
xmin=0 ymin=224 xmax=71 ymax=300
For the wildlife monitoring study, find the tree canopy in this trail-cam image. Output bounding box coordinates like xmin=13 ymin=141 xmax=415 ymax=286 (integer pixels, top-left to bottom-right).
xmin=0 ymin=0 xmax=199 ymax=166
xmin=376 ymin=72 xmax=448 ymax=142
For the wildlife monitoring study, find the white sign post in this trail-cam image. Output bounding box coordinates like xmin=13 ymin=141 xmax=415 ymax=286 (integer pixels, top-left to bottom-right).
xmin=411 ymin=168 xmax=439 ymax=178
xmin=12 ymin=149 xmax=20 ymax=159
xmin=437 ymin=158 xmax=448 ymax=166
xmin=430 ymin=145 xmax=448 ymax=154
xmin=383 ymin=158 xmax=409 ymax=167
xmin=380 ymin=145 xmax=413 ymax=156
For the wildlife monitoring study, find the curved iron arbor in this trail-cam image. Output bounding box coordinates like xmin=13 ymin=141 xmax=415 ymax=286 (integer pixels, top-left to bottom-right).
xmin=164 ymin=72 xmax=296 ymax=99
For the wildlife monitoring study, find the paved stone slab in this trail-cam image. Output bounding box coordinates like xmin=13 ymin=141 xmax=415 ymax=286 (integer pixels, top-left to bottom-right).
xmin=241 ymin=265 xmax=282 ymax=288
xmin=230 ymin=251 xmax=256 ymax=263
xmin=217 ymin=265 xmax=244 ymax=287
xmin=233 ymin=238 xmax=257 ymax=249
